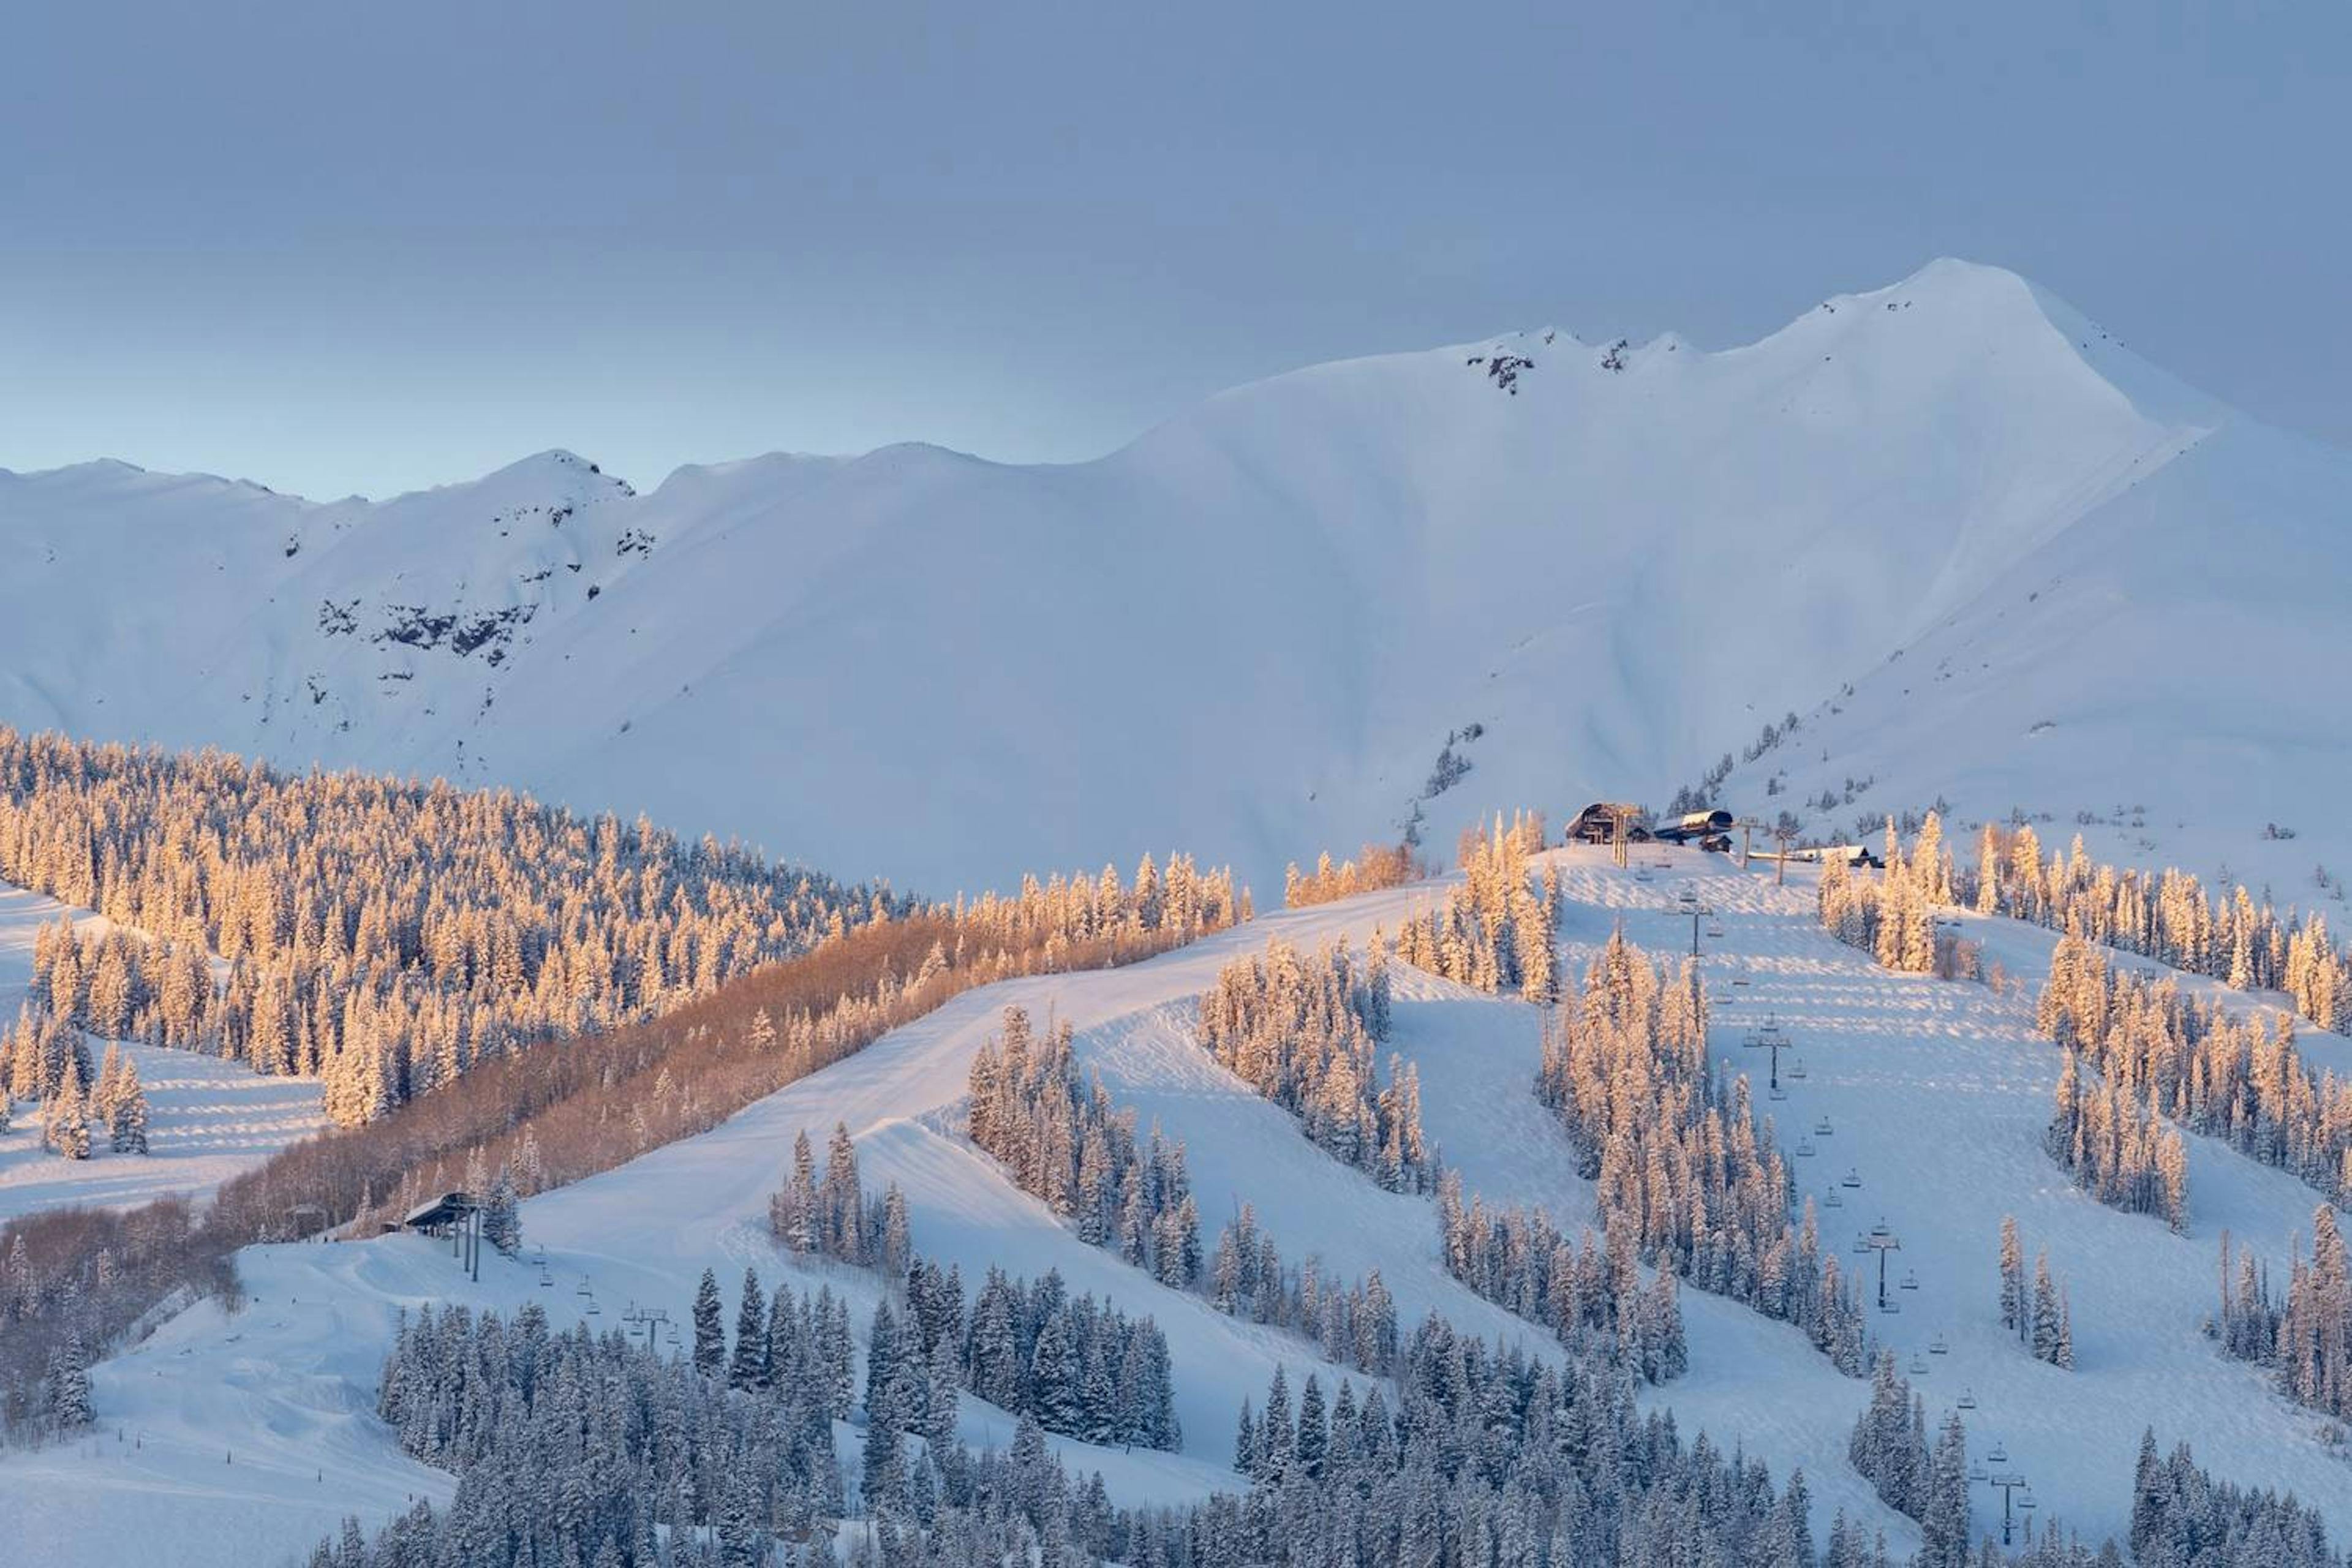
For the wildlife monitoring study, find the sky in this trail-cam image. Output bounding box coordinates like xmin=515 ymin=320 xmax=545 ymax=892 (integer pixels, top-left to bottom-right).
xmin=2 ymin=1 xmax=2346 ymax=500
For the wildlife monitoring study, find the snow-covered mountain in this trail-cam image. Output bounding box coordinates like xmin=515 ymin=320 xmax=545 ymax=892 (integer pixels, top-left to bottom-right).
xmin=3 ymin=259 xmax=2337 ymax=893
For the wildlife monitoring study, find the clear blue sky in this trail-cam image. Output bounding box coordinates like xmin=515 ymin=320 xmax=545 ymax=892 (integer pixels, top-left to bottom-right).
xmin=4 ymin=1 xmax=2345 ymax=499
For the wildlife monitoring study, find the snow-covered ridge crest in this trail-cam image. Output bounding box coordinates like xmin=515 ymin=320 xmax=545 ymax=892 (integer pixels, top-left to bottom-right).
xmin=0 ymin=259 xmax=2334 ymax=896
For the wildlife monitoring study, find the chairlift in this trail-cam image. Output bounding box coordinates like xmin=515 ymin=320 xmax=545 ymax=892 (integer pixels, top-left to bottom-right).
xmin=1909 ymin=1354 xmax=1929 ymax=1374
xmin=1969 ymin=1463 xmax=1989 ymax=1483
xmin=575 ymin=1278 xmax=593 ymax=1298
xmin=1796 ymin=1139 xmax=1816 ymax=1157
xmin=1788 ymin=1058 xmax=1809 ymax=1080
xmin=1706 ymin=922 xmax=1725 ymax=940
xmin=1988 ymin=1442 xmax=2010 ymax=1464
xmin=1900 ymin=1268 xmax=1920 ymax=1291
xmin=1815 ymin=1117 xmax=1834 ymax=1137
xmin=584 ymin=1299 xmax=601 ymax=1317
xmin=2019 ymin=1494 xmax=2038 ymax=1512
xmin=537 ymin=1267 xmax=553 ymax=1289
xmin=1929 ymin=1334 xmax=1950 ymax=1355
xmin=1841 ymin=1168 xmax=1862 ymax=1189
xmin=1824 ymin=1190 xmax=1844 ymax=1209
xmin=1958 ymin=1388 xmax=1978 ymax=1411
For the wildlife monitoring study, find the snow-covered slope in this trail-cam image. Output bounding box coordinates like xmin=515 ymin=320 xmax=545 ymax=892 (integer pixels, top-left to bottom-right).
xmin=15 ymin=849 xmax=2352 ymax=1565
xmin=7 ymin=260 xmax=2333 ymax=893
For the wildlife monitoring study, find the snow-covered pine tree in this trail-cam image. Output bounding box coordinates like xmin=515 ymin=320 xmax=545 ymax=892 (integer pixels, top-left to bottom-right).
xmin=478 ymin=1164 xmax=521 ymax=1254
xmin=106 ymin=1054 xmax=149 ymax=1155
xmin=48 ymin=1331 xmax=92 ymax=1430
xmin=728 ymin=1267 xmax=767 ymax=1392
xmin=1999 ymin=1213 xmax=2027 ymax=1341
xmin=691 ymin=1267 xmax=726 ymax=1379
xmin=1919 ymin=1411 xmax=1971 ymax=1567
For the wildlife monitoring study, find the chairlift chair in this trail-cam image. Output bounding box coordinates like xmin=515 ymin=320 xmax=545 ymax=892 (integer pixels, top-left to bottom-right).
xmin=1789 ymin=1058 xmax=1809 ymax=1080
xmin=1768 ymin=1084 xmax=1788 ymax=1101
xmin=1796 ymin=1139 xmax=1816 ymax=1157
xmin=575 ymin=1279 xmax=593 ymax=1298
xmin=1815 ymin=1117 xmax=1833 ymax=1136
xmin=1841 ymin=1168 xmax=1862 ymax=1189
xmin=1823 ymin=1190 xmax=1844 ymax=1209
xmin=1929 ymin=1334 xmax=1949 ymax=1355
xmin=1733 ymin=974 xmax=1751 ymax=987
xmin=1909 ymin=1354 xmax=1929 ymax=1374
xmin=1988 ymin=1442 xmax=2010 ymax=1464
xmin=1706 ymin=922 xmax=1725 ymax=939
xmin=1958 ymin=1388 xmax=1978 ymax=1410
xmin=2019 ymin=1494 xmax=2038 ymax=1512
xmin=538 ymin=1267 xmax=553 ymax=1288
xmin=1969 ymin=1463 xmax=1989 ymax=1483
xmin=584 ymin=1299 xmax=601 ymax=1317
xmin=1900 ymin=1268 xmax=1920 ymax=1291
xmin=1853 ymin=1233 xmax=1871 ymax=1255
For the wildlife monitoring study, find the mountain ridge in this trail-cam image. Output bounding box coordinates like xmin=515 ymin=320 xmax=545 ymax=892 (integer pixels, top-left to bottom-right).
xmin=0 ymin=258 xmax=2334 ymax=895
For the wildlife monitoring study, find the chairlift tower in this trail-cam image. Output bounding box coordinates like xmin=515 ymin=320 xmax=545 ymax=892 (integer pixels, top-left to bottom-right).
xmin=1861 ymin=1216 xmax=1902 ymax=1312
xmin=621 ymin=1303 xmax=671 ymax=1356
xmin=1675 ymin=890 xmax=1714 ymax=959
xmin=1743 ymin=1013 xmax=1793 ymax=1093
xmin=1986 ymin=1460 xmax=2035 ymax=1547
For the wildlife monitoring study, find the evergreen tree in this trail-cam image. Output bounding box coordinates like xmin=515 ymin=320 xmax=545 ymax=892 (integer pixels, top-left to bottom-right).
xmin=1920 ymin=1412 xmax=1971 ymax=1567
xmin=2032 ymin=1253 xmax=2063 ymax=1365
xmin=48 ymin=1331 xmax=92 ymax=1430
xmin=729 ymin=1267 xmax=768 ymax=1392
xmin=692 ymin=1267 xmax=726 ymax=1379
xmin=1999 ymin=1214 xmax=2027 ymax=1341
xmin=478 ymin=1164 xmax=521 ymax=1255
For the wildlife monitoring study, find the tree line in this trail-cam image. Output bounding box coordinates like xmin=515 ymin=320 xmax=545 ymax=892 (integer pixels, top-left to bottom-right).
xmin=2038 ymin=925 xmax=2352 ymax=1210
xmin=1282 ymin=843 xmax=1421 ymax=908
xmin=1391 ymin=813 xmax=1558 ymax=1003
xmin=1537 ymin=931 xmax=1871 ymax=1374
xmin=0 ymin=726 xmax=884 ymax=1125
xmin=2 ymin=1021 xmax=149 ymax=1160
xmin=761 ymin=1120 xmax=1182 ymax=1455
xmin=1997 ymin=1215 xmax=2075 ymax=1370
xmin=966 ymin=1008 xmax=1408 ymax=1381
xmin=1207 ymin=1202 xmax=1400 ymax=1377
xmin=1967 ymin=819 xmax=2345 ymax=1034
xmin=966 ymin=1006 xmax=1202 ymax=1291
xmin=3 ymin=841 xmax=1244 ymax=1439
xmin=1195 ymin=937 xmax=1432 ymax=1192
xmin=2213 ymin=1207 xmax=2352 ymax=1427
xmin=1847 ymin=1349 xmax=1971 ymax=1564
xmin=1435 ymin=1178 xmax=1688 ymax=1383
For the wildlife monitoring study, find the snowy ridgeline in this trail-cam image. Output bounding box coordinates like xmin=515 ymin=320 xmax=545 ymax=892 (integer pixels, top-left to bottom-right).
xmin=7 ymin=260 xmax=2352 ymax=897
xmin=12 ymin=847 xmax=2352 ymax=1566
